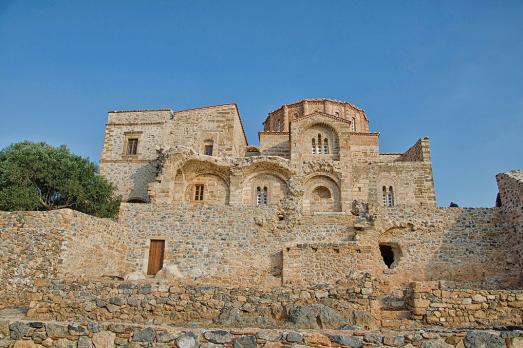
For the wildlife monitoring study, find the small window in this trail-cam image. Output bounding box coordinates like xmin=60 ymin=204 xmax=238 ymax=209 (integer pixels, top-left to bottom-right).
xmin=312 ymin=138 xmax=316 ymax=154
xmin=204 ymin=140 xmax=214 ymax=156
xmin=127 ymin=138 xmax=138 ymax=155
xmin=323 ymin=138 xmax=329 ymax=154
xmin=382 ymin=186 xmax=395 ymax=207
xmin=256 ymin=186 xmax=268 ymax=207
xmin=194 ymin=184 xmax=204 ymax=201
xmin=335 ymin=111 xmax=340 ymax=117
xmin=317 ymin=134 xmax=322 ymax=154
xmin=351 ymin=117 xmax=356 ymax=132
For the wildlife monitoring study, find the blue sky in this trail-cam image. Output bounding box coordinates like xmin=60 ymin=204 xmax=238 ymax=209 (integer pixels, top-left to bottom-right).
xmin=0 ymin=1 xmax=521 ymax=207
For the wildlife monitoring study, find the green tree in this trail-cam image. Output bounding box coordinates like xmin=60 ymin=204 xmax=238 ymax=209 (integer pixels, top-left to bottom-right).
xmin=0 ymin=141 xmax=120 ymax=218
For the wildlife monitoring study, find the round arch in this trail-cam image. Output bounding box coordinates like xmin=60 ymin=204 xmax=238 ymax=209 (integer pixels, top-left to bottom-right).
xmin=303 ymin=175 xmax=341 ymax=214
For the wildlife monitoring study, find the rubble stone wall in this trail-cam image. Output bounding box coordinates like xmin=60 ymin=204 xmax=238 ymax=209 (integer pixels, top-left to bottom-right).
xmin=26 ymin=280 xmax=374 ymax=329
xmin=496 ymin=170 xmax=523 ymax=284
xmin=409 ymin=281 xmax=523 ymax=327
xmin=0 ymin=210 xmax=130 ymax=309
xmin=4 ymin=318 xmax=523 ymax=348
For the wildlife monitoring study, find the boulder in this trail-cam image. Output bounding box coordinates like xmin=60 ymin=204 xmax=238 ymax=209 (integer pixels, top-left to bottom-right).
xmin=285 ymin=304 xmax=345 ymax=329
xmin=256 ymin=330 xmax=281 ymax=342
xmin=464 ymin=331 xmax=505 ymax=348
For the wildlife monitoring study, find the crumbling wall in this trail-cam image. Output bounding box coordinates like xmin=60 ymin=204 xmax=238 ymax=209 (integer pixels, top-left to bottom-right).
xmin=0 ymin=209 xmax=130 ymax=308
xmin=496 ymin=170 xmax=523 ymax=284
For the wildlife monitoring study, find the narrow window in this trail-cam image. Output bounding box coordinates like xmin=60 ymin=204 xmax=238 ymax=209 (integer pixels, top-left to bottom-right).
xmin=317 ymin=134 xmax=322 ymax=154
xmin=127 ymin=138 xmax=138 ymax=155
xmin=147 ymin=239 xmax=165 ymax=275
xmin=263 ymin=186 xmax=268 ymax=205
xmin=383 ymin=186 xmax=395 ymax=207
xmin=204 ymin=140 xmax=214 ymax=156
xmin=312 ymin=138 xmax=316 ymax=154
xmin=256 ymin=186 xmax=262 ymax=207
xmin=388 ymin=186 xmax=395 ymax=207
xmin=323 ymin=138 xmax=329 ymax=154
xmin=194 ymin=184 xmax=204 ymax=201
xmin=335 ymin=111 xmax=340 ymax=117
xmin=351 ymin=117 xmax=356 ymax=132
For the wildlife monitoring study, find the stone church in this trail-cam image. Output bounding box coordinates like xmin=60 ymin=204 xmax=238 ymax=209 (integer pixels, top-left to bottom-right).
xmin=100 ymin=98 xmax=436 ymax=213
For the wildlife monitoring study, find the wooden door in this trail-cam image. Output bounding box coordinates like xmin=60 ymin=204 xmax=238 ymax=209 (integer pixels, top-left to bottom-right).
xmin=147 ymin=240 xmax=165 ymax=275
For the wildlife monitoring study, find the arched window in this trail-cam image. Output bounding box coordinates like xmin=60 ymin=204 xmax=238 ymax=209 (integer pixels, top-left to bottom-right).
xmin=312 ymin=138 xmax=316 ymax=154
xmin=276 ymin=119 xmax=282 ymax=131
xmin=334 ymin=111 xmax=340 ymax=117
xmin=382 ymin=186 xmax=394 ymax=207
xmin=317 ymin=134 xmax=322 ymax=154
xmin=323 ymin=138 xmax=329 ymax=154
xmin=351 ymin=117 xmax=356 ymax=132
xmin=256 ymin=186 xmax=268 ymax=207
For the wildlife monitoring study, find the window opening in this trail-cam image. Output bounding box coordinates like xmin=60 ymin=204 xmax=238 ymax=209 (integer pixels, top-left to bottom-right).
xmin=194 ymin=184 xmax=204 ymax=201
xmin=127 ymin=138 xmax=138 ymax=155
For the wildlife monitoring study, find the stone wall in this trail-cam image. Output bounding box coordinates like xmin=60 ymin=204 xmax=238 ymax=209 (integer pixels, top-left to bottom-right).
xmin=282 ymin=243 xmax=377 ymax=286
xmin=409 ymin=281 xmax=523 ymax=327
xmin=365 ymin=206 xmax=520 ymax=289
xmin=496 ymin=170 xmax=523 ymax=285
xmin=27 ymin=280 xmax=374 ymax=329
xmin=3 ymin=319 xmax=523 ymax=348
xmin=0 ymin=210 xmax=130 ymax=309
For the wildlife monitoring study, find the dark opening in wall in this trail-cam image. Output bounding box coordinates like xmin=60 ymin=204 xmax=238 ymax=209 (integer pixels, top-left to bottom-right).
xmin=127 ymin=198 xmax=147 ymax=203
xmin=379 ymin=243 xmax=401 ymax=269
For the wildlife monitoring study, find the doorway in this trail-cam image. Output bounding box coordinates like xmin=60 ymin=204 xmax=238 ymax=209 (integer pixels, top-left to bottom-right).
xmin=147 ymin=240 xmax=165 ymax=275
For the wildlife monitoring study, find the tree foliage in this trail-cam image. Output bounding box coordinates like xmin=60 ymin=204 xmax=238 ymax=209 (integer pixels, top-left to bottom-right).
xmin=0 ymin=141 xmax=121 ymax=218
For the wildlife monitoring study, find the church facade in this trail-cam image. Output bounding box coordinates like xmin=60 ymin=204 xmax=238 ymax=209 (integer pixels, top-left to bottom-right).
xmin=100 ymin=98 xmax=436 ymax=213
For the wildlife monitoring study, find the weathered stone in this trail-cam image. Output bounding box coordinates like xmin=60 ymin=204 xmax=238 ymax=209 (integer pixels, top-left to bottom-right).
xmin=133 ymin=327 xmax=156 ymax=343
xmin=10 ymin=322 xmax=30 ymax=340
xmin=92 ymin=331 xmax=116 ymax=348
xmin=52 ymin=338 xmax=76 ymax=348
xmin=204 ymin=331 xmax=232 ymax=344
xmin=109 ymin=297 xmax=126 ymax=306
xmin=256 ymin=330 xmax=281 ymax=342
xmin=176 ymin=333 xmax=197 ymax=348
xmin=77 ymin=336 xmax=93 ymax=348
xmin=383 ymin=335 xmax=404 ymax=347
xmin=364 ymin=332 xmax=382 ymax=344
xmin=0 ymin=321 xmax=9 ymax=337
xmin=46 ymin=323 xmax=68 ymax=339
xmin=285 ymin=332 xmax=303 ymax=343
xmin=124 ymin=272 xmax=146 ymax=281
xmin=420 ymin=340 xmax=453 ymax=348
xmin=13 ymin=340 xmax=37 ymax=348
xmin=285 ymin=304 xmax=345 ymax=329
xmin=329 ymin=334 xmax=363 ymax=348
xmin=352 ymin=311 xmax=375 ymax=329
xmin=156 ymin=332 xmax=176 ymax=343
xmin=68 ymin=324 xmax=88 ymax=336
xmin=304 ymin=334 xmax=331 ymax=346
xmin=233 ymin=336 xmax=257 ymax=348
xmin=510 ymin=337 xmax=523 ymax=348
xmin=464 ymin=331 xmax=505 ymax=348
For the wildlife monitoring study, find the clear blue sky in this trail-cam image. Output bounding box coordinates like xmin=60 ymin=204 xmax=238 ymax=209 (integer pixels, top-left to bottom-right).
xmin=0 ymin=1 xmax=521 ymax=207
